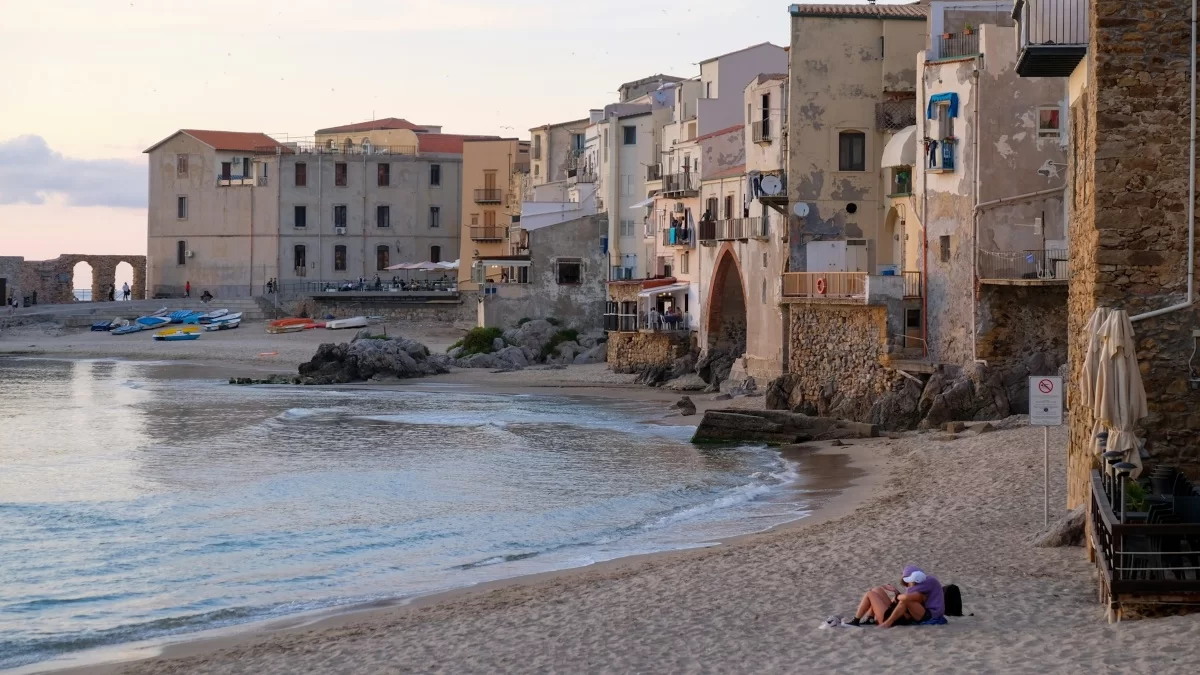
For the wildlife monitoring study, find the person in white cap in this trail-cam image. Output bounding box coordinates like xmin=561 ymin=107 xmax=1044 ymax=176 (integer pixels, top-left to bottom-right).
xmin=848 ymin=564 xmax=944 ymax=627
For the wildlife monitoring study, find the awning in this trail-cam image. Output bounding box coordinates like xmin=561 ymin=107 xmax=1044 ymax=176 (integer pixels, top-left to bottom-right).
xmin=637 ymin=282 xmax=690 ymax=297
xmin=881 ymin=125 xmax=917 ymax=168
xmin=927 ymin=92 xmax=959 ymax=119
xmin=629 ymin=195 xmax=657 ymax=209
xmin=476 ymin=259 xmax=531 ymax=268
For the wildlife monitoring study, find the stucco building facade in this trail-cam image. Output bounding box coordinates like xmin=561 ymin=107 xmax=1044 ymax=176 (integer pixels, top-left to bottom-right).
xmin=457 ymin=138 xmax=531 ymax=290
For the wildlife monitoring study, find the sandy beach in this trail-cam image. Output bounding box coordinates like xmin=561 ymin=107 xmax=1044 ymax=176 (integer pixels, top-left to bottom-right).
xmin=7 ymin=325 xmax=1200 ymax=673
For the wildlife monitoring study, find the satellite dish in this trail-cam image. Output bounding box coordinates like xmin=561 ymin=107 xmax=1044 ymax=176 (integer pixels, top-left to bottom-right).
xmin=760 ymin=175 xmax=782 ymax=196
xmin=793 ymin=202 xmax=810 ymax=218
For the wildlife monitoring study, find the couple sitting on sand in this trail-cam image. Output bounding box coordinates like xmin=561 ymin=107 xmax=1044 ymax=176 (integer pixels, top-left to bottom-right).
xmin=847 ymin=565 xmax=944 ymax=628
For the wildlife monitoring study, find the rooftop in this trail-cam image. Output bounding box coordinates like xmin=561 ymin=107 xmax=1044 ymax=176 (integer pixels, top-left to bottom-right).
xmin=707 ymin=164 xmax=747 ymax=180
xmin=143 ymin=129 xmax=285 ymax=154
xmin=315 ymin=117 xmax=426 ymax=135
xmin=699 ymin=41 xmax=786 ymax=65
xmin=788 ymin=2 xmax=929 ymax=20
xmin=693 ymin=124 xmax=743 ymax=143
xmin=418 ymin=133 xmax=499 ymax=155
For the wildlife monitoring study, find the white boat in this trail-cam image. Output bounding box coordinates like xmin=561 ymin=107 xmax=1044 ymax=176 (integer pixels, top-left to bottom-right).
xmin=325 ymin=316 xmax=369 ymax=330
xmin=198 ymin=309 xmax=229 ymax=323
xmin=204 ymin=318 xmax=240 ymax=331
xmin=208 ymin=312 xmax=242 ymax=324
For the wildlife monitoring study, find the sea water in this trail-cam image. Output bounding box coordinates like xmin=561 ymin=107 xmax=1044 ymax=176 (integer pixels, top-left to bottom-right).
xmin=0 ymin=358 xmax=810 ymax=670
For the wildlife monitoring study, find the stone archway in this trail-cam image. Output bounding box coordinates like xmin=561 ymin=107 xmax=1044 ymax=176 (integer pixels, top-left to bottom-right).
xmin=71 ymin=261 xmax=93 ymax=301
xmin=20 ymin=255 xmax=147 ymax=304
xmin=704 ymin=246 xmax=748 ymax=353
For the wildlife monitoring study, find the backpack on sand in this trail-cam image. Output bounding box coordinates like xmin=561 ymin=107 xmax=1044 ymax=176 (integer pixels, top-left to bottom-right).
xmin=943 ymin=584 xmax=963 ymax=617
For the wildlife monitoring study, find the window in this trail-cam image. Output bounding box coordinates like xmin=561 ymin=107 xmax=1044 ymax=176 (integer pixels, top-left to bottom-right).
xmin=762 ymin=279 xmax=767 ymax=304
xmin=680 ymin=252 xmax=689 ymax=274
xmin=935 ymin=103 xmax=954 ymax=141
xmin=705 ymin=81 xmax=712 ymax=98
xmin=295 ymin=162 xmax=307 ymax=186
xmin=483 ymin=170 xmax=497 ymax=190
xmin=242 ymin=157 xmax=250 ymax=178
xmin=724 ymin=195 xmax=734 ymax=219
xmin=294 ymin=244 xmax=306 ymax=270
xmin=221 ymin=162 xmax=232 ymax=180
xmin=334 ymin=205 xmax=347 ymax=228
xmin=294 ymin=205 xmax=307 ymax=228
xmin=839 ymin=131 xmax=866 ymax=171
xmin=534 ymin=164 xmax=540 ymax=177
xmin=176 ymin=154 xmax=188 ymax=177
xmin=556 ymin=258 xmax=582 ymax=284
xmin=939 ymin=235 xmax=951 ymax=263
xmin=377 ymin=163 xmax=390 ymax=186
xmin=335 ymin=162 xmax=347 ymax=186
xmin=620 ymin=219 xmax=635 ymax=237
xmin=907 ymin=308 xmax=922 ymax=329
xmin=176 ymin=240 xmax=187 ymax=265
xmin=430 ymin=245 xmax=441 ymax=263
xmin=705 ymin=197 xmax=718 ymax=220
xmin=1038 ymin=106 xmax=1062 ymax=138
xmin=176 ymin=196 xmax=187 ymax=220
xmin=621 ymin=174 xmax=633 ymax=197
xmin=430 ymin=164 xmax=441 ymax=186
xmin=622 ymin=125 xmax=637 ymax=145
xmin=429 ymin=206 xmax=441 ymax=228
xmin=334 ymin=245 xmax=347 ymax=271
xmin=376 ymin=245 xmax=390 ymax=271
xmin=571 ymin=133 xmax=585 ymax=152
xmin=376 ymin=205 xmax=390 ymax=228
xmin=483 ymin=211 xmax=496 ymax=227
xmin=471 ymin=213 xmax=479 ymax=225
xmin=602 ymin=129 xmax=608 ymax=155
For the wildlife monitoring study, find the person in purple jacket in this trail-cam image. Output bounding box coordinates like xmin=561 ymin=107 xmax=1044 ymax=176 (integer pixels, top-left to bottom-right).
xmin=848 ymin=565 xmax=944 ymax=627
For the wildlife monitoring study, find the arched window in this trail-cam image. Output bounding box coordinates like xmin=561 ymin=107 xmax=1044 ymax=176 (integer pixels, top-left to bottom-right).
xmin=376 ymin=245 xmax=390 ymax=271
xmin=838 ymin=130 xmax=866 ymax=172
xmin=430 ymin=245 xmax=441 ymax=263
xmin=343 ymin=138 xmax=353 ymax=154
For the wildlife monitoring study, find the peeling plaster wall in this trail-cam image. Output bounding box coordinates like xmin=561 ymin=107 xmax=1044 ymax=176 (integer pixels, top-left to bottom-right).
xmin=787 ymin=15 xmax=926 ymax=273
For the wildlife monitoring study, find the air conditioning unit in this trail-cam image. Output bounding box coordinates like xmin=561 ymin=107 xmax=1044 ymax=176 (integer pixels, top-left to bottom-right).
xmin=335 ymin=227 xmax=347 ymax=235
xmin=185 ymin=250 xmax=194 ymax=258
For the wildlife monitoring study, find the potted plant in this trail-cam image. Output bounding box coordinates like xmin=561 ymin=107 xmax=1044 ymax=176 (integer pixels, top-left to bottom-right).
xmin=943 ymin=31 xmax=953 ymax=39
xmin=963 ymin=23 xmax=974 ymax=35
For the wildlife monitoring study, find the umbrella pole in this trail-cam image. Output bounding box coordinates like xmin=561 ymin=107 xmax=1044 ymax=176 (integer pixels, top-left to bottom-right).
xmin=1044 ymin=425 xmax=1050 ymax=529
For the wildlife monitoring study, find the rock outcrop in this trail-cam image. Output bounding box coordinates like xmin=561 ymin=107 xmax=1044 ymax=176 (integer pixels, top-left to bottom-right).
xmin=298 ymin=336 xmax=449 ymax=384
xmin=691 ymin=409 xmax=878 ymax=444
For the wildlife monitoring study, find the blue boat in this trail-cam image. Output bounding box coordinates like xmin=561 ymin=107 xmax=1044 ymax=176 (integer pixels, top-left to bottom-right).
xmin=180 ymin=311 xmax=206 ymax=325
xmin=168 ymin=310 xmax=192 ymax=323
xmin=136 ymin=316 xmax=172 ymax=329
xmin=91 ymin=319 xmax=115 ymax=331
xmin=111 ymin=324 xmax=145 ymax=335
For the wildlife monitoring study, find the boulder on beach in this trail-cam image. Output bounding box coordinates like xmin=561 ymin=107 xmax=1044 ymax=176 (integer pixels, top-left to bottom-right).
xmin=573 ymin=344 xmax=607 ymax=365
xmin=297 ymin=336 xmax=447 ymax=384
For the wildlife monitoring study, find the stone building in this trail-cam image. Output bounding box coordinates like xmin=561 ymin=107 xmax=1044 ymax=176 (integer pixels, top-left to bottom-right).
xmin=457 ymin=138 xmax=531 ymax=290
xmin=1010 ymin=0 xmax=1200 ymax=505
xmin=914 ymin=7 xmax=1070 ymax=412
xmin=1 ymin=255 xmax=146 ymax=305
xmin=312 ymin=117 xmax=442 ymax=152
xmin=529 ymin=118 xmax=588 ymax=187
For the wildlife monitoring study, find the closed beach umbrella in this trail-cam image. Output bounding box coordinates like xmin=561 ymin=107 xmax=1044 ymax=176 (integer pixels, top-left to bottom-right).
xmin=1081 ymin=307 xmax=1111 ymax=456
xmin=1093 ymin=309 xmax=1148 ymax=476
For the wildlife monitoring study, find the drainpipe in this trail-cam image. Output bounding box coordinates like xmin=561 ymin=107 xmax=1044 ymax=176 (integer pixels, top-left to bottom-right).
xmin=971 ymin=63 xmax=981 ymax=363
xmin=1131 ymin=0 xmax=1197 ymax=322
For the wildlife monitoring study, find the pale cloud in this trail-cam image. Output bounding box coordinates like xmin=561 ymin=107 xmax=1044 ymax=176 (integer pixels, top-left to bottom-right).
xmin=0 ymin=136 xmax=146 ymax=208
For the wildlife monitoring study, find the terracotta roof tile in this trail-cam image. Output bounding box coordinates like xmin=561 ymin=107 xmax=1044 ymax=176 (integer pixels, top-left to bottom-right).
xmin=788 ymin=2 xmax=928 ymax=19
xmin=418 ymin=133 xmax=500 ymax=155
xmin=706 ymin=164 xmax=747 ymax=180
xmin=144 ymin=130 xmax=285 ymax=153
xmin=315 ymin=117 xmax=423 ymax=134
xmin=694 ymin=125 xmax=744 ymax=143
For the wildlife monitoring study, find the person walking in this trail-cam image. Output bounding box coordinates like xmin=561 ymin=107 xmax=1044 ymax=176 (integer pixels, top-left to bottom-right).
xmin=8 ymin=295 xmax=16 ymax=315
xmin=185 ymin=280 xmax=191 ymax=298
xmin=122 ymin=282 xmax=130 ymax=301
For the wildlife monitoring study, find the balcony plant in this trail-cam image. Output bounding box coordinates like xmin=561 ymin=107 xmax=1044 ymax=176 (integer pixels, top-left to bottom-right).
xmin=963 ymin=24 xmax=974 ymax=36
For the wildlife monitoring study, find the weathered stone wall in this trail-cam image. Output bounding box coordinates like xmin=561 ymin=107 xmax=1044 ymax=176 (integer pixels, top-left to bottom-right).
xmin=977 ymin=284 xmax=1068 ymax=413
xmin=786 ymin=302 xmax=905 ymax=419
xmin=607 ymin=332 xmax=690 ymax=373
xmin=1067 ymin=0 xmax=1199 ymax=507
xmin=0 ymin=256 xmax=22 ymax=305
xmin=17 ymin=255 xmax=146 ymax=304
xmin=296 ymin=294 xmax=477 ymax=326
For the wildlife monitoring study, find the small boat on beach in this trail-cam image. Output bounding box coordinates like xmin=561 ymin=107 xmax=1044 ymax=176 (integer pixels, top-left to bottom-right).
xmin=204 ymin=318 xmax=240 ymax=331
xmin=136 ymin=316 xmax=172 ymax=329
xmin=111 ymin=323 xmax=145 ymax=335
xmin=150 ymin=307 xmax=170 ymax=317
xmin=198 ymin=309 xmax=229 ymax=323
xmin=154 ymin=326 xmax=201 ymax=341
xmin=267 ymin=317 xmax=320 ymax=334
xmin=91 ymin=318 xmax=121 ymax=331
xmin=326 ymin=316 xmax=369 ymax=330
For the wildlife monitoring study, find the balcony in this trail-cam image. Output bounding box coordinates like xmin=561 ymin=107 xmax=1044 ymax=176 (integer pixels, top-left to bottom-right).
xmin=1014 ymin=0 xmax=1089 ymax=78
xmin=662 ymin=172 xmax=699 ymax=197
xmin=902 ymin=271 xmax=922 ymax=299
xmin=927 ymin=138 xmax=956 ymax=173
xmin=698 ymin=217 xmax=763 ymax=243
xmin=977 ymin=249 xmax=1069 ymax=284
xmin=934 ymin=31 xmax=980 ymax=60
xmin=782 ymin=272 xmax=867 ymax=299
xmin=876 ymin=99 xmax=917 ymax=132
xmin=661 ymin=226 xmax=693 ymax=247
xmin=216 ymin=176 xmax=254 ymax=187
xmin=470 ymin=226 xmax=508 ymax=242
xmin=752 ymin=120 xmax=772 ymax=144
xmin=474 ymin=188 xmax=503 ymax=204
xmin=646 ymin=163 xmax=663 ymax=181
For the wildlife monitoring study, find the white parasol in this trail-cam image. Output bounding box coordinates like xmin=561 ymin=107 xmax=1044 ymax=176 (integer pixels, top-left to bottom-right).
xmin=1080 ymin=307 xmax=1111 ymax=456
xmin=1093 ymin=309 xmax=1148 ymax=476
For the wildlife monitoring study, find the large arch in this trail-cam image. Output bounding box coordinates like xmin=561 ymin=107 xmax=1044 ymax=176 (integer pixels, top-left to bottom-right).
xmin=703 ymin=245 xmax=748 ymax=353
xmin=20 ymin=255 xmax=147 ymax=304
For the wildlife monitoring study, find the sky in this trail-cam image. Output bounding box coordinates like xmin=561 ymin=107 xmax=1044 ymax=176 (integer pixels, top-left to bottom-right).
xmin=0 ymin=0 xmax=910 ymax=268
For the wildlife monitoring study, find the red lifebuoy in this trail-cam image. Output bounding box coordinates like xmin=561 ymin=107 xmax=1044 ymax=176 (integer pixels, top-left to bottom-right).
xmin=816 ymin=277 xmax=827 ymax=295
